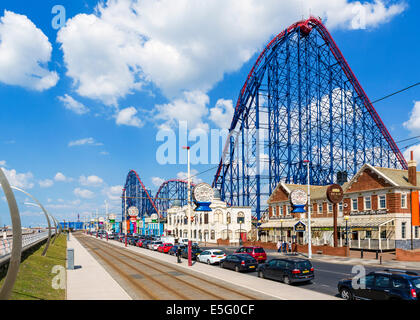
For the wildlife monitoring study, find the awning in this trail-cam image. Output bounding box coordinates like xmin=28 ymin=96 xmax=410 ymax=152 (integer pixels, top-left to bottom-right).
xmin=261 ymin=217 xmax=395 ymax=230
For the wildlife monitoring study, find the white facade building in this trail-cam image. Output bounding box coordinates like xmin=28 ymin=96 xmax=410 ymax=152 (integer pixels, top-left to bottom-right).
xmin=165 ymin=192 xmax=252 ymax=244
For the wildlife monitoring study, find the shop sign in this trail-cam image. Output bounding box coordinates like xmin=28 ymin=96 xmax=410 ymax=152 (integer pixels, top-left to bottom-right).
xmin=294 ymin=221 xmax=306 ymax=232
xmin=326 ymin=184 xmax=344 ymax=204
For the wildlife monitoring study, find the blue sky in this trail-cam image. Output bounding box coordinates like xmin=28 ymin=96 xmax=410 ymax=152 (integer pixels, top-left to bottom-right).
xmin=0 ymin=0 xmax=419 ymax=227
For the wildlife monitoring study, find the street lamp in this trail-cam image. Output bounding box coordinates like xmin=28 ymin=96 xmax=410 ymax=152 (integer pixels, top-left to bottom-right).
xmin=303 ymin=160 xmax=312 ymax=259
xmin=183 ymin=146 xmax=192 ymax=267
xmin=280 ymin=219 xmax=284 ymax=241
xmin=344 ymin=215 xmax=349 ymax=246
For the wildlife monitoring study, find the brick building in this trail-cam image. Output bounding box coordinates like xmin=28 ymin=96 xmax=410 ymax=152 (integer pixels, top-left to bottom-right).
xmin=263 ymin=156 xmax=420 ymax=250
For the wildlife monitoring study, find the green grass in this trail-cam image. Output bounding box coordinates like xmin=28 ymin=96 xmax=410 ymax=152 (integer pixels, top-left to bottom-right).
xmin=0 ymin=233 xmax=67 ymax=300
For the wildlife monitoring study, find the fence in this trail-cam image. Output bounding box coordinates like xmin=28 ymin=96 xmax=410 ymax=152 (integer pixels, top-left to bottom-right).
xmin=0 ymin=231 xmax=55 ymax=264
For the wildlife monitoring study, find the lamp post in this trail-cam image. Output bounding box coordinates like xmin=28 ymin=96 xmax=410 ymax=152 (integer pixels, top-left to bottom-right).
xmin=280 ymin=219 xmax=284 ymax=241
xmin=345 ymin=215 xmax=349 ymax=246
xmin=303 ymin=160 xmax=312 ymax=259
xmin=183 ymin=146 xmax=192 ymax=267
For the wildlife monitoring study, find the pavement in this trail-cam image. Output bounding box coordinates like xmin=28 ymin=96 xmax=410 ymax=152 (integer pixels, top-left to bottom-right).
xmin=199 ymin=243 xmax=420 ymax=270
xmin=93 ymin=235 xmax=340 ymax=300
xmin=66 ymin=232 xmax=132 ymax=300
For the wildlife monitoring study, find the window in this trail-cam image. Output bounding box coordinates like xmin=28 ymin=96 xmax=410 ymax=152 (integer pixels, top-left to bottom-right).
xmin=352 ymin=199 xmax=358 ymax=211
xmin=204 ymin=213 xmax=208 ymax=224
xmin=392 ymin=278 xmax=408 ymax=289
xmin=402 ymin=222 xmax=406 ymax=239
xmin=280 ymin=206 xmax=284 ymax=216
xmin=375 ymin=275 xmax=391 ymax=289
xmin=328 ymin=203 xmax=333 ymax=213
xmin=415 ymin=226 xmax=419 ymax=239
xmin=379 ymin=195 xmax=386 ymax=209
xmin=318 ymin=203 xmax=323 ymax=214
xmin=211 ymin=230 xmax=215 ymax=240
xmin=359 ymin=274 xmax=375 ymax=288
xmin=401 ymin=194 xmax=407 ymax=208
xmin=338 ymin=202 xmax=343 ymax=212
xmin=366 ymin=230 xmax=372 ymax=239
xmin=237 ymin=212 xmax=245 ymax=224
xmin=226 ymin=212 xmax=231 ymax=224
xmin=364 ymin=197 xmax=371 ymax=210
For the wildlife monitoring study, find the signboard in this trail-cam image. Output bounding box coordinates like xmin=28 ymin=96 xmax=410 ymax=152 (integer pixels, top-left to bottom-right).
xmin=326 ymin=184 xmax=344 ymax=204
xmin=128 ymin=206 xmax=139 ymax=217
xmin=193 ymin=183 xmax=214 ymax=212
xmin=294 ymin=221 xmax=306 ymax=232
xmin=289 ymin=189 xmax=307 ymax=213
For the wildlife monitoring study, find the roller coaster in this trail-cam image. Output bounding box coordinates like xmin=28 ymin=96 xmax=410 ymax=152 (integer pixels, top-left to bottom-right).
xmin=123 ymin=17 xmax=407 ymax=222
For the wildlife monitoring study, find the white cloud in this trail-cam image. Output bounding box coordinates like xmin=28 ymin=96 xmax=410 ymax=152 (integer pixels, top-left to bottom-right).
xmin=39 ymin=179 xmax=54 ymax=188
xmin=404 ymin=145 xmax=420 ymax=168
xmin=58 ymin=94 xmax=89 ymax=115
xmin=0 ymin=10 xmax=58 ymax=91
xmin=403 ymin=101 xmax=420 ymax=134
xmin=151 ymin=177 xmax=165 ymax=187
xmin=54 ymin=172 xmax=69 ymax=182
xmin=102 ymin=185 xmax=123 ymax=202
xmin=68 ymin=137 xmax=103 ymax=147
xmin=1 ymin=167 xmax=34 ymax=189
xmin=79 ymin=175 xmax=104 ymax=187
xmin=116 ymin=107 xmax=143 ymax=128
xmin=154 ymin=91 xmax=209 ymax=130
xmin=57 ymin=0 xmax=404 ymax=106
xmin=209 ymin=99 xmax=234 ymax=129
xmin=74 ymin=187 xmax=95 ymax=199
xmin=176 ymin=169 xmax=202 ymax=184
xmin=0 ymin=160 xmax=6 ymax=166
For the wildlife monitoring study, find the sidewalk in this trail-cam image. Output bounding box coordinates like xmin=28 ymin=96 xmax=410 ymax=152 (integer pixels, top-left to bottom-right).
xmin=200 ymin=243 xmax=420 ymax=270
xmin=66 ymin=233 xmax=132 ymax=300
xmin=95 ymin=236 xmax=340 ymax=300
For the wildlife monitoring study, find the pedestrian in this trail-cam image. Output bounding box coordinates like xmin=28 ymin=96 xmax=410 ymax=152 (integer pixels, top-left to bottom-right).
xmin=276 ymin=240 xmax=281 ymax=253
xmin=176 ymin=246 xmax=182 ymax=263
xmin=282 ymin=240 xmax=287 ymax=253
xmin=288 ymin=241 xmax=292 ymax=253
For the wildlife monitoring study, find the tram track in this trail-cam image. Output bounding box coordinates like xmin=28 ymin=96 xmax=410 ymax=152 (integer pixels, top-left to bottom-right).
xmin=76 ymin=233 xmax=265 ymax=300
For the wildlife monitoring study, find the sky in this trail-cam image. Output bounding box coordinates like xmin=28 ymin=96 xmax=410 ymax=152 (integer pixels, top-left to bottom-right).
xmin=0 ymin=0 xmax=419 ymax=227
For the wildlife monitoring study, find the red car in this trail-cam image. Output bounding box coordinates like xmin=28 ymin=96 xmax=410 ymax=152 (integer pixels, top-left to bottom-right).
xmin=157 ymin=243 xmax=173 ymax=253
xmin=235 ymin=246 xmax=267 ymax=263
xmin=136 ymin=239 xmax=144 ymax=247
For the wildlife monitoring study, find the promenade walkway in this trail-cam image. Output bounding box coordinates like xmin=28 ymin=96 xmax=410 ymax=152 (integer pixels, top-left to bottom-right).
xmin=66 ymin=232 xmax=132 ymax=300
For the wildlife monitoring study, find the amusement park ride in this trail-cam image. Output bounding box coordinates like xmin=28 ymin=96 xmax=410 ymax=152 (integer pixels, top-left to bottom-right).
xmin=122 ymin=17 xmax=407 ymax=224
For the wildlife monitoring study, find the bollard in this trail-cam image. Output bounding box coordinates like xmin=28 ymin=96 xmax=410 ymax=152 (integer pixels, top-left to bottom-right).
xmin=376 ymin=250 xmax=379 ymax=260
xmin=67 ymin=248 xmax=74 ymax=270
xmin=361 ymin=249 xmax=363 ymax=259
xmin=380 ymin=255 xmax=382 ymax=265
xmin=106 ymin=233 xmax=108 ymax=242
xmin=67 ymin=231 xmax=69 ymax=241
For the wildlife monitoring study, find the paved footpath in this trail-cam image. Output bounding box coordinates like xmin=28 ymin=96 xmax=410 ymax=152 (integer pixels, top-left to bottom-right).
xmin=93 ymin=235 xmax=340 ymax=300
xmin=66 ymin=232 xmax=132 ymax=300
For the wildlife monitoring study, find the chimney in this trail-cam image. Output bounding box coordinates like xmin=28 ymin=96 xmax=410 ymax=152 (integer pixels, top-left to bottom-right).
xmin=408 ymin=151 xmax=417 ymax=186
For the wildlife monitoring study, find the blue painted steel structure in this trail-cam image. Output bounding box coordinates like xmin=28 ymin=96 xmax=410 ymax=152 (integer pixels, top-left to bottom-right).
xmin=122 ymin=171 xmax=193 ymax=223
xmin=212 ymin=17 xmax=407 ymax=221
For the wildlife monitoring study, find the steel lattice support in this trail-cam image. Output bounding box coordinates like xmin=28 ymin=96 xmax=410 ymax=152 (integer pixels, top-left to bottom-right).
xmin=213 ymin=17 xmax=407 ymax=221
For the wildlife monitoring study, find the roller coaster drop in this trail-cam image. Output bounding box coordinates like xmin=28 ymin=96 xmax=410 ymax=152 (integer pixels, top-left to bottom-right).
xmin=123 ymin=17 xmax=407 ymax=223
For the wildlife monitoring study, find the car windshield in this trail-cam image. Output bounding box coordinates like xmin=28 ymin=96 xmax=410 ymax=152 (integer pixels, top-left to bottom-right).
xmin=412 ymin=278 xmax=420 ymax=289
xmin=254 ymin=248 xmax=265 ymax=253
xmin=296 ymin=261 xmax=312 ymax=269
xmin=212 ymin=251 xmax=225 ymax=255
xmin=239 ymin=255 xmax=256 ymax=262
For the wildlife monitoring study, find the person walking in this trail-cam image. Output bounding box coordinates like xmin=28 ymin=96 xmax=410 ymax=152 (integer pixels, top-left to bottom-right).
xmin=282 ymin=240 xmax=287 ymax=254
xmin=288 ymin=241 xmax=292 ymax=254
xmin=276 ymin=240 xmax=281 ymax=253
xmin=176 ymin=246 xmax=182 ymax=263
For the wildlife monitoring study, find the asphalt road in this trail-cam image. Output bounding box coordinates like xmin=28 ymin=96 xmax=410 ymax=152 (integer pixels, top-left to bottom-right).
xmin=203 ymin=246 xmax=420 ymax=297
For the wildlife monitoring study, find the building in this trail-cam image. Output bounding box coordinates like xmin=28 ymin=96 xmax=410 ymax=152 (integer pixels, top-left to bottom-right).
xmin=165 ymin=190 xmax=252 ymax=244
xmin=264 ymin=155 xmax=420 ymax=250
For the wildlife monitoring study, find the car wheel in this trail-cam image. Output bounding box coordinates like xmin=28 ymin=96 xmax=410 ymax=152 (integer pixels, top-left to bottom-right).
xmin=207 ymin=259 xmax=211 ymax=265
xmin=283 ymin=276 xmax=291 ymax=285
xmin=258 ymin=271 xmax=264 ymax=279
xmin=339 ymin=288 xmax=353 ymax=300
xmin=220 ymin=262 xmax=224 ymax=268
xmin=235 ymin=266 xmax=240 ymax=272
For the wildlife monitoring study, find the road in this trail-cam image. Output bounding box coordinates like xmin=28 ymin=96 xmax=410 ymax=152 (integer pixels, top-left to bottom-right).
xmin=205 ymin=246 xmax=420 ymax=297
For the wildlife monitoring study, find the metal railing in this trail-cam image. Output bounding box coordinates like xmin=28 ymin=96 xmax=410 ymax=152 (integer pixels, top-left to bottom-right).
xmin=0 ymin=231 xmax=55 ymax=262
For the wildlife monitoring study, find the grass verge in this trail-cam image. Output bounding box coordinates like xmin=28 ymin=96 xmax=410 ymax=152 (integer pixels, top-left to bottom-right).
xmin=0 ymin=233 xmax=67 ymax=300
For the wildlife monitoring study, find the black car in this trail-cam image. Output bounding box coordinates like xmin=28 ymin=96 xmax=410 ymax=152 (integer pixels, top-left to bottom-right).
xmin=338 ymin=269 xmax=420 ymax=300
xmin=257 ymin=258 xmax=314 ymax=284
xmin=220 ymin=253 xmax=258 ymax=272
xmin=141 ymin=240 xmax=151 ymax=248
xmin=128 ymin=237 xmax=140 ymax=246
xmin=181 ymin=246 xmax=202 ymax=260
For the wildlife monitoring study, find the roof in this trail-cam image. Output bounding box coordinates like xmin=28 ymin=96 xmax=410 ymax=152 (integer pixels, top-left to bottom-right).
xmin=373 ymin=166 xmax=420 ymax=189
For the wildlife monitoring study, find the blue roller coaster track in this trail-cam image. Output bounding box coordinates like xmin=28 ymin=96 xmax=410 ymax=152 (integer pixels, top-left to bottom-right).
xmin=123 ymin=17 xmax=407 ymax=223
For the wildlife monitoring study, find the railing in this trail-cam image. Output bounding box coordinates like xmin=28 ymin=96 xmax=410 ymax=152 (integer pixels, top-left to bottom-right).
xmin=0 ymin=231 xmax=55 ymax=264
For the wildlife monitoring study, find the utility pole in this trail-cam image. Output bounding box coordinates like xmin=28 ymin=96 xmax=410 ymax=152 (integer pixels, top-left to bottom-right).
xmin=304 ymin=160 xmax=312 ymax=259
xmin=183 ymin=146 xmax=192 ymax=267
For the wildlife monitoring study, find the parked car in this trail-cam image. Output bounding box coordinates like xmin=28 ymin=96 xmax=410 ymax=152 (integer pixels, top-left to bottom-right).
xmin=220 ymin=253 xmax=258 ymax=272
xmin=157 ymin=243 xmax=173 ymax=253
xmin=258 ymin=258 xmax=314 ymax=285
xmin=148 ymin=241 xmax=163 ymax=250
xmin=181 ymin=246 xmax=202 ymax=260
xmin=338 ymin=269 xmax=420 ymax=300
xmin=197 ymin=249 xmax=226 ymax=265
xmin=168 ymin=245 xmax=183 ymax=256
xmin=235 ymin=246 xmax=267 ymax=263
xmin=141 ymin=240 xmax=151 ymax=248
xmin=136 ymin=239 xmax=144 ymax=247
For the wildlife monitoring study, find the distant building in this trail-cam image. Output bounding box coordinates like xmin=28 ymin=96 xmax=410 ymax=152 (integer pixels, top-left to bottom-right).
xmin=165 ymin=190 xmax=252 ymax=244
xmin=264 ymin=157 xmax=420 ymax=250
